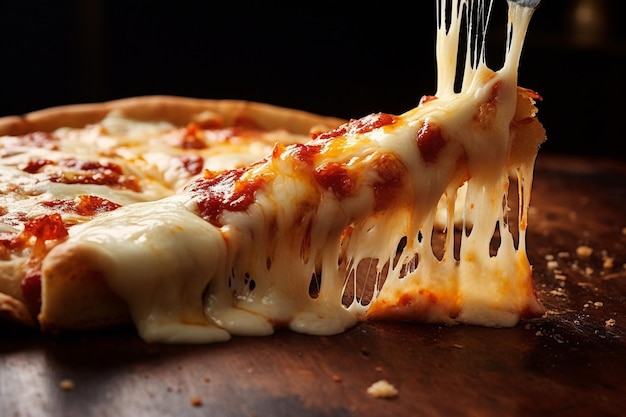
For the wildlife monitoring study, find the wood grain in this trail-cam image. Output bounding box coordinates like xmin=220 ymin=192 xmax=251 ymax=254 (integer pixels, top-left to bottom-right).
xmin=1 ymin=154 xmax=625 ymax=417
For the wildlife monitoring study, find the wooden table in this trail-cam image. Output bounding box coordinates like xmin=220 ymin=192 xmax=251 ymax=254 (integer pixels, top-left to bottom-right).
xmin=2 ymin=154 xmax=625 ymax=417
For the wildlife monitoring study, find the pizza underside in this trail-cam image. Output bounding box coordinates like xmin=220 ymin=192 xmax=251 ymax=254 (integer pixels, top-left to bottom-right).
xmin=0 ymin=0 xmax=546 ymax=343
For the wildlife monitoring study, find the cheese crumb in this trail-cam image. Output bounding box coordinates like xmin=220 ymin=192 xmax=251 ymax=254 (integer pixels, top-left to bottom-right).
xmin=576 ymin=245 xmax=593 ymax=258
xmin=59 ymin=379 xmax=75 ymax=391
xmin=605 ymin=318 xmax=616 ymax=327
xmin=367 ymin=380 xmax=398 ymax=399
xmin=593 ymin=301 xmax=604 ymax=308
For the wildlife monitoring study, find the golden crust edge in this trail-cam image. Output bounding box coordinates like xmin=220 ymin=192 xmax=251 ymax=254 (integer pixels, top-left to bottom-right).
xmin=0 ymin=95 xmax=345 ymax=136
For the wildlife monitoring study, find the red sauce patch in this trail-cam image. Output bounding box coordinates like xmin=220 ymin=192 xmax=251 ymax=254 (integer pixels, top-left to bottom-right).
xmin=291 ymin=143 xmax=324 ymax=166
xmin=22 ymin=213 xmax=69 ymax=242
xmin=312 ymin=113 xmax=398 ymax=140
xmin=179 ymin=124 xmax=207 ymax=149
xmin=372 ymin=154 xmax=406 ymax=211
xmin=20 ymin=159 xmax=54 ymax=174
xmin=187 ymin=168 xmax=266 ymax=226
xmin=7 ymin=215 xmax=69 ymax=314
xmin=42 ymin=195 xmax=122 ymax=216
xmin=5 ymin=213 xmax=69 ymax=266
xmin=314 ymin=162 xmax=354 ymax=199
xmin=176 ymin=154 xmax=204 ymax=176
xmin=21 ymin=158 xmax=141 ymax=192
xmin=417 ymin=121 xmax=446 ymax=164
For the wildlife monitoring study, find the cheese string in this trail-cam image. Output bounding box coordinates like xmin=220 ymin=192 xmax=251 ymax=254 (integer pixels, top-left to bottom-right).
xmin=436 ymin=0 xmax=536 ymax=95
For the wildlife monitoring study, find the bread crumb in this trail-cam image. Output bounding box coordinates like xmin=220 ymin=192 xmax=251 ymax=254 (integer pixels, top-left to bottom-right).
xmin=557 ymin=251 xmax=570 ymax=258
xmin=554 ymin=274 xmax=567 ymax=281
xmin=203 ymin=375 xmax=211 ymax=383
xmin=549 ymin=288 xmax=566 ymax=297
xmin=367 ymin=380 xmax=398 ymax=399
xmin=190 ymin=396 xmax=203 ymax=407
xmin=544 ymin=254 xmax=554 ymax=261
xmin=603 ymin=257 xmax=614 ymax=269
xmin=622 ymin=227 xmax=626 ymax=236
xmin=59 ymin=379 xmax=75 ymax=391
xmin=535 ymin=331 xmax=543 ymax=337
xmin=576 ymin=245 xmax=593 ymax=258
xmin=605 ymin=318 xmax=616 ymax=327
xmin=332 ymin=374 xmax=342 ymax=383
xmin=593 ymin=301 xmax=604 ymax=308
xmin=546 ymin=260 xmax=559 ymax=270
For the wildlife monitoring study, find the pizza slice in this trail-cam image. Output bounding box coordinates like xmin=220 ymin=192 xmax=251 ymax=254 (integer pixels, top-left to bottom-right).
xmin=1 ymin=0 xmax=546 ymax=343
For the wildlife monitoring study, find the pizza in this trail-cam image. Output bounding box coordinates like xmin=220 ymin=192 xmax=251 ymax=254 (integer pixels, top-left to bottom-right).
xmin=0 ymin=0 xmax=546 ymax=343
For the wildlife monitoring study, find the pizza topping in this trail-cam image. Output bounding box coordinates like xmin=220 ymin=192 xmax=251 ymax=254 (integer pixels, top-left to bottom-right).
xmin=372 ymin=154 xmax=406 ymax=212
xmin=417 ymin=121 xmax=446 ymax=164
xmin=21 ymin=158 xmax=141 ymax=192
xmin=177 ymin=124 xmax=207 ymax=149
xmin=175 ymin=154 xmax=204 ymax=176
xmin=290 ymin=143 xmax=324 ymax=166
xmin=314 ymin=162 xmax=354 ymax=199
xmin=20 ymin=159 xmax=54 ymax=174
xmin=189 ymin=168 xmax=267 ymax=226
xmin=42 ymin=195 xmax=122 ymax=217
xmin=312 ymin=113 xmax=398 ymax=140
xmin=22 ymin=213 xmax=69 ymax=243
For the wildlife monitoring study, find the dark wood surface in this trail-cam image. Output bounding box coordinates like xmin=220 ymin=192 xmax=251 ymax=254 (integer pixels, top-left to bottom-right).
xmin=2 ymin=154 xmax=625 ymax=417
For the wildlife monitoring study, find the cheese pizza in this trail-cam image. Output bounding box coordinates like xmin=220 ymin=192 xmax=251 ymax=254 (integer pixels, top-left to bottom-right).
xmin=0 ymin=0 xmax=546 ymax=343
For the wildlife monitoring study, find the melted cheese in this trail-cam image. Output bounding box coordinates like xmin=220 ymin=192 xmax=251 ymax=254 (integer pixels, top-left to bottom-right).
xmin=39 ymin=0 xmax=545 ymax=343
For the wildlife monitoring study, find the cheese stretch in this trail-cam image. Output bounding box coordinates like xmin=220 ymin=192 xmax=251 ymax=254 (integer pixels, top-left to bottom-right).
xmin=41 ymin=0 xmax=546 ymax=343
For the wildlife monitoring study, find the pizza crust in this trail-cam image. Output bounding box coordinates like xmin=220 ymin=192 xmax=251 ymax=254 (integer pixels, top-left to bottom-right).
xmin=0 ymin=95 xmax=345 ymax=136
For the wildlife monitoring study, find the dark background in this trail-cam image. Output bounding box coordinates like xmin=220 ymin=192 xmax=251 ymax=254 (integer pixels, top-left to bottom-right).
xmin=1 ymin=0 xmax=624 ymax=159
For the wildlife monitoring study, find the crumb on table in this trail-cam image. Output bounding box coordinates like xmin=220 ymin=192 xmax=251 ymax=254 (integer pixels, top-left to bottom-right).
xmin=367 ymin=380 xmax=398 ymax=399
